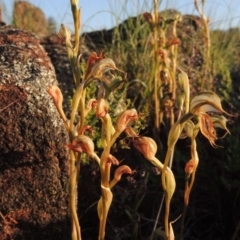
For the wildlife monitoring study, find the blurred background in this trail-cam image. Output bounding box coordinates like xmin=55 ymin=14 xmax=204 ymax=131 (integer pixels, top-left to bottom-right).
xmin=1 ymin=0 xmax=240 ymax=33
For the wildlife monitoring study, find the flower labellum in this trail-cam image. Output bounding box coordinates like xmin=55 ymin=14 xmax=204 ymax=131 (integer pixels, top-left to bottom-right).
xmin=107 ymin=154 xmax=119 ymax=166
xmin=199 ymin=113 xmax=218 ymax=147
xmin=110 ymin=165 xmax=134 ymax=188
xmin=185 ymin=159 xmax=194 ymax=175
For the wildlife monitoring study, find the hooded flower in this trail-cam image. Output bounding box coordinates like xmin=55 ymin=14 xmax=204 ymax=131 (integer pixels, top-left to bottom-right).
xmin=84 ymin=52 xmax=105 ymax=80
xmin=66 ymin=135 xmax=95 ymax=157
xmin=189 ymin=91 xmax=231 ymax=116
xmin=115 ymin=109 xmax=139 ymax=133
xmin=185 ymin=159 xmax=195 ymax=175
xmin=96 ymin=98 xmax=109 ymax=119
xmin=132 ymin=136 xmax=157 ymax=160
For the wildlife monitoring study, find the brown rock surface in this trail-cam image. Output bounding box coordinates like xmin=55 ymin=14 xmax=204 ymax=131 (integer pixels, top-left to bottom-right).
xmin=13 ymin=1 xmax=50 ymax=37
xmin=0 ymin=25 xmax=70 ymax=240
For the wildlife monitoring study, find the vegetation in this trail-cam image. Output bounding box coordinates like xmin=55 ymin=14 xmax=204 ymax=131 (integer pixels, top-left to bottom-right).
xmin=5 ymin=0 xmax=240 ymax=239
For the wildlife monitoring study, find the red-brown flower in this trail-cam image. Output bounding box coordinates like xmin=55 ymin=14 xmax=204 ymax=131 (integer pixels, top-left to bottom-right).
xmin=115 ymin=109 xmax=139 ymax=132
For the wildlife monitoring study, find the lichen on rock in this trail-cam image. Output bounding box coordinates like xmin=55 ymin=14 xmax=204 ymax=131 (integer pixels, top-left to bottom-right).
xmin=0 ymin=25 xmax=70 ymax=240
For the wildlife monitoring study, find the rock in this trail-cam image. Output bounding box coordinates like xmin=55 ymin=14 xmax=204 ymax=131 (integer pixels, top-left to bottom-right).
xmin=13 ymin=1 xmax=50 ymax=37
xmin=0 ymin=25 xmax=70 ymax=240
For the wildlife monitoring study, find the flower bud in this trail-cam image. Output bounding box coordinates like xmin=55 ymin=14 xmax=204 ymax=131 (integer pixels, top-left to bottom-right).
xmin=48 ymin=85 xmax=67 ymax=123
xmin=86 ymin=98 xmax=98 ymax=110
xmin=58 ymin=24 xmax=72 ymax=47
xmin=96 ymin=98 xmax=109 ymax=119
xmin=115 ymin=109 xmax=138 ymax=133
xmin=133 ymin=136 xmax=157 ymax=160
xmin=185 ymin=159 xmax=194 ymax=175
xmin=143 ymin=12 xmax=153 ymax=24
xmin=47 ymin=85 xmax=62 ymax=107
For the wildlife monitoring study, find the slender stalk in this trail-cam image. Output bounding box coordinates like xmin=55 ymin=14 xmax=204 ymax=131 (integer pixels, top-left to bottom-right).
xmin=180 ymin=138 xmax=199 ymax=239
xmin=179 ymin=182 xmax=188 ymax=240
xmin=98 ymin=145 xmax=112 ymax=240
xmin=69 ymin=151 xmax=81 ymax=240
xmin=149 ymin=150 xmax=174 ymax=240
xmin=150 ymin=193 xmax=165 ymax=240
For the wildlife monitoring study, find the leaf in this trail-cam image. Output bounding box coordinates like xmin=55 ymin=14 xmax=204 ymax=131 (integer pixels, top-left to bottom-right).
xmin=169 ymin=214 xmax=182 ymax=240
xmin=154 ymin=227 xmax=167 ymax=240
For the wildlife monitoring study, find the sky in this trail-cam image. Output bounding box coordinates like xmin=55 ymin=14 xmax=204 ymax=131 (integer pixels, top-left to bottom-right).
xmin=2 ymin=0 xmax=240 ymax=33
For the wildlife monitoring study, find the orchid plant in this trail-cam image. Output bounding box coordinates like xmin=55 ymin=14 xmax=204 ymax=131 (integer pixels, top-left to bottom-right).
xmin=47 ymin=1 xmax=234 ymax=240
xmin=48 ymin=1 xmax=138 ymax=240
xmin=125 ymin=90 xmax=233 ymax=240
